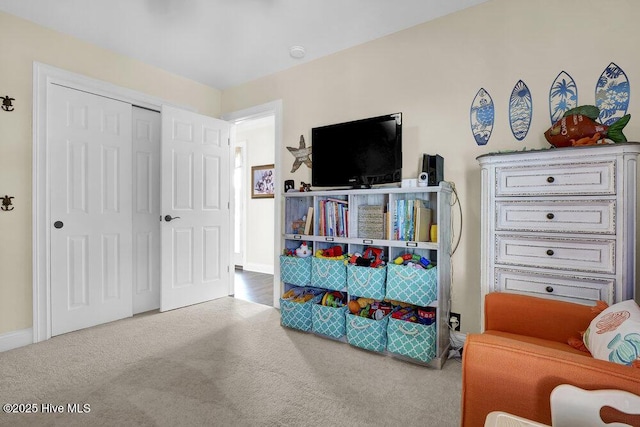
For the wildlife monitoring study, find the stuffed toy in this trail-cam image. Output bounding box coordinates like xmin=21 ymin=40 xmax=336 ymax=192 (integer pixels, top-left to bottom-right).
xmin=295 ymin=242 xmax=312 ymax=257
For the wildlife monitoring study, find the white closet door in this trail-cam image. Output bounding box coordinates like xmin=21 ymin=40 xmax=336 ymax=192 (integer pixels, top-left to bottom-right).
xmin=132 ymin=107 xmax=161 ymax=314
xmin=49 ymin=84 xmax=133 ymax=335
xmin=160 ymin=106 xmax=231 ymax=311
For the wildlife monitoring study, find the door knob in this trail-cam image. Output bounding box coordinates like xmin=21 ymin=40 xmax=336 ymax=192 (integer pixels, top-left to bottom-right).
xmin=164 ymin=215 xmax=181 ymax=222
xmin=54 ymin=221 xmax=64 ymax=229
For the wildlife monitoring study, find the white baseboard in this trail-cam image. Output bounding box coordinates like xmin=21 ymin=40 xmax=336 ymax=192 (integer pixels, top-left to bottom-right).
xmin=242 ymin=263 xmax=274 ymax=275
xmin=0 ymin=328 xmax=33 ymax=352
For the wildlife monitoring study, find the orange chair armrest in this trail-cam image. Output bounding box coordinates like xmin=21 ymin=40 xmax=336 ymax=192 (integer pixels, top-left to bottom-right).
xmin=461 ymin=333 xmax=640 ymax=427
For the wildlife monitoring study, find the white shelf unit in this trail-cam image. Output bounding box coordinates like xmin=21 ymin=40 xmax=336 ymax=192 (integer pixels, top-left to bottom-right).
xmin=281 ymin=183 xmax=453 ymax=368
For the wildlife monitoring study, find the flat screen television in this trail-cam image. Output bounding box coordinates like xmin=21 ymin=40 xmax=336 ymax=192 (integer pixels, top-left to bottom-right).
xmin=311 ymin=113 xmax=402 ymax=188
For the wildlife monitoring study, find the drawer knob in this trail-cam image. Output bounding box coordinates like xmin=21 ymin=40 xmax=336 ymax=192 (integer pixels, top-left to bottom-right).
xmin=546 ymin=249 xmax=554 ymax=256
xmin=547 ymin=176 xmax=555 ymax=183
xmin=546 ymin=286 xmax=554 ymax=293
xmin=546 ymin=213 xmax=555 ymax=220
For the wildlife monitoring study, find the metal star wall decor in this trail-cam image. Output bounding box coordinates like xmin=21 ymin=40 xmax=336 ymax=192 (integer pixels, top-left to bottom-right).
xmin=287 ymin=135 xmax=312 ymax=173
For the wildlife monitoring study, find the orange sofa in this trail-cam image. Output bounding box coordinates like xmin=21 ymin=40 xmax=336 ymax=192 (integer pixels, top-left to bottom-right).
xmin=461 ymin=293 xmax=640 ymax=426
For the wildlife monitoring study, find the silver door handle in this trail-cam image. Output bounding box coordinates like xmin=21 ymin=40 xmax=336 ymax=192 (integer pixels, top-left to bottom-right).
xmin=164 ymin=215 xmax=181 ymax=222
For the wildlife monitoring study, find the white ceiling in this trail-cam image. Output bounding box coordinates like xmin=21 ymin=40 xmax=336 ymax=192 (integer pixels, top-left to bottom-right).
xmin=0 ymin=0 xmax=488 ymax=90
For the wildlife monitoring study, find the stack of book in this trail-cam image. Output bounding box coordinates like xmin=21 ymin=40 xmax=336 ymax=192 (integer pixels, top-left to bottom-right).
xmin=389 ymin=199 xmax=432 ymax=241
xmin=319 ymin=198 xmax=349 ymax=237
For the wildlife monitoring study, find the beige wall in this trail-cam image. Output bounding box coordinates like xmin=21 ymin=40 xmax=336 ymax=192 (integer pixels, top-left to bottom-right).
xmin=4 ymin=0 xmax=640 ymax=338
xmin=236 ymin=117 xmax=275 ymax=272
xmin=0 ymin=11 xmax=222 ymax=335
xmin=221 ymin=0 xmax=640 ymax=333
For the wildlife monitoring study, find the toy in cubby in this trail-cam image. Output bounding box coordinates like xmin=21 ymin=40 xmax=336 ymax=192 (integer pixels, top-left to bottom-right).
xmin=392 ymin=252 xmax=435 ymax=269
xmin=319 ymin=291 xmax=346 ymax=308
xmin=390 ymin=304 xmax=436 ymax=325
xmin=315 ymin=245 xmax=346 ymax=260
xmin=283 ymin=241 xmax=313 ymax=258
xmin=347 ymin=297 xmax=394 ymax=320
xmin=347 ymin=247 xmax=386 ymax=268
xmin=282 ymin=286 xmax=323 ymax=303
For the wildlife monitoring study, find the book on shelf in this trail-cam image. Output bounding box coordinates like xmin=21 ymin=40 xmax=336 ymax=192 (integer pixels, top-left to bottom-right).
xmin=391 ymin=199 xmax=432 ymax=241
xmin=319 ymin=198 xmax=349 ymax=237
xmin=304 ymin=206 xmax=313 ymax=235
xmin=413 ymin=200 xmax=432 ymax=242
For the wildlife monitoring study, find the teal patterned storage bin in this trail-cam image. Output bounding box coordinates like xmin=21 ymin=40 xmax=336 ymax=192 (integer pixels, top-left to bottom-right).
xmin=311 ymin=258 xmax=347 ymax=291
xmin=280 ymin=256 xmax=312 ymax=286
xmin=280 ymin=294 xmax=321 ymax=331
xmin=347 ymin=265 xmax=387 ymax=299
xmin=386 ymin=318 xmax=436 ymax=363
xmin=346 ymin=313 xmax=389 ymax=353
xmin=312 ymin=304 xmax=348 ymax=339
xmin=385 ymin=265 xmax=437 ymax=306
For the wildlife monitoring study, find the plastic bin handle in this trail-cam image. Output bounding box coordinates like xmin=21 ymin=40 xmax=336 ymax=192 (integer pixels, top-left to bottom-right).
xmin=397 ymin=322 xmax=420 ymax=336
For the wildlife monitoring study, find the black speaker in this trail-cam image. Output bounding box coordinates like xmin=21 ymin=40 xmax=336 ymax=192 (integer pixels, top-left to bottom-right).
xmin=421 ymin=154 xmax=444 ymax=186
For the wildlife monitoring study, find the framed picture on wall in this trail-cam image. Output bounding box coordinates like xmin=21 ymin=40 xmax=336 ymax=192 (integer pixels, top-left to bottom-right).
xmin=251 ymin=164 xmax=275 ymax=199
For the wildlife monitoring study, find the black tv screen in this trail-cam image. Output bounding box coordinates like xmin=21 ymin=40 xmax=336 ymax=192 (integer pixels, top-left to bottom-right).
xmin=311 ymin=113 xmax=402 ymax=188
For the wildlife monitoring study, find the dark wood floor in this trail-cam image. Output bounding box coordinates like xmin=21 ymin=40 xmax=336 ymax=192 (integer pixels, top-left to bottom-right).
xmin=233 ymin=268 xmax=274 ymax=306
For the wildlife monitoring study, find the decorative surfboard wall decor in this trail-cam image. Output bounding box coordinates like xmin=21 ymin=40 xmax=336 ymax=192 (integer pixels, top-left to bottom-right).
xmin=470 ymin=88 xmax=494 ymax=146
xmin=595 ymin=62 xmax=630 ymax=125
xmin=549 ymin=71 xmax=577 ymax=125
xmin=509 ymin=80 xmax=532 ymax=141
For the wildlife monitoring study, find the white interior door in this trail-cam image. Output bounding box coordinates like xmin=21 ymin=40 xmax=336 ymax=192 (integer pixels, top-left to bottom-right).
xmin=132 ymin=107 xmax=161 ymax=314
xmin=160 ymin=105 xmax=231 ymax=311
xmin=49 ymin=84 xmax=133 ymax=335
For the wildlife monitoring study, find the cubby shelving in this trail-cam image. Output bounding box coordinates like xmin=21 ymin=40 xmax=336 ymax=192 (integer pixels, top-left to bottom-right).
xmin=279 ymin=183 xmax=453 ymax=368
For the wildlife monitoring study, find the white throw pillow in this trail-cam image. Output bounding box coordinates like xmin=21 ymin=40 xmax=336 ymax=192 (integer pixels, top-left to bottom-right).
xmin=583 ymin=299 xmax=640 ymax=366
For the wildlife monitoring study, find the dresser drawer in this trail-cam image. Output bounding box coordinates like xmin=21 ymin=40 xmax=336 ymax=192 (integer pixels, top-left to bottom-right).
xmin=495 ymin=234 xmax=615 ymax=274
xmin=494 ymin=268 xmax=614 ymax=305
xmin=495 ymin=161 xmax=615 ymax=197
xmin=495 ymin=200 xmax=615 ymax=234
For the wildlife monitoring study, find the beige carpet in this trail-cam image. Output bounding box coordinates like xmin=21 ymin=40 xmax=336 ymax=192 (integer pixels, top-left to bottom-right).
xmin=0 ymin=297 xmax=461 ymax=426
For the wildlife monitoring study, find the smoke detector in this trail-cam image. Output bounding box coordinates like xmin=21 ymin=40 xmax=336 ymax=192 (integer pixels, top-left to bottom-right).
xmin=289 ymin=45 xmax=306 ymax=59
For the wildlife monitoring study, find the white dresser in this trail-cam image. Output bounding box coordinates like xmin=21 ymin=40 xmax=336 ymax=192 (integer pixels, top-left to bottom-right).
xmin=478 ymin=143 xmax=640 ymax=323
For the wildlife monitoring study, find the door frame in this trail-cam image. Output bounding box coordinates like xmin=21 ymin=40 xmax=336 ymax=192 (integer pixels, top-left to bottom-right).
xmin=233 ymin=139 xmax=248 ymax=268
xmin=32 ymin=62 xmax=195 ymax=343
xmin=222 ymin=101 xmax=283 ymax=308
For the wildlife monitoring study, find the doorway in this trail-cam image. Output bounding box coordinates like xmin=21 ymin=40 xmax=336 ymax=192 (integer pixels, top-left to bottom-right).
xmin=223 ymin=103 xmax=283 ymax=308
xmin=231 ymin=115 xmax=275 ymax=307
